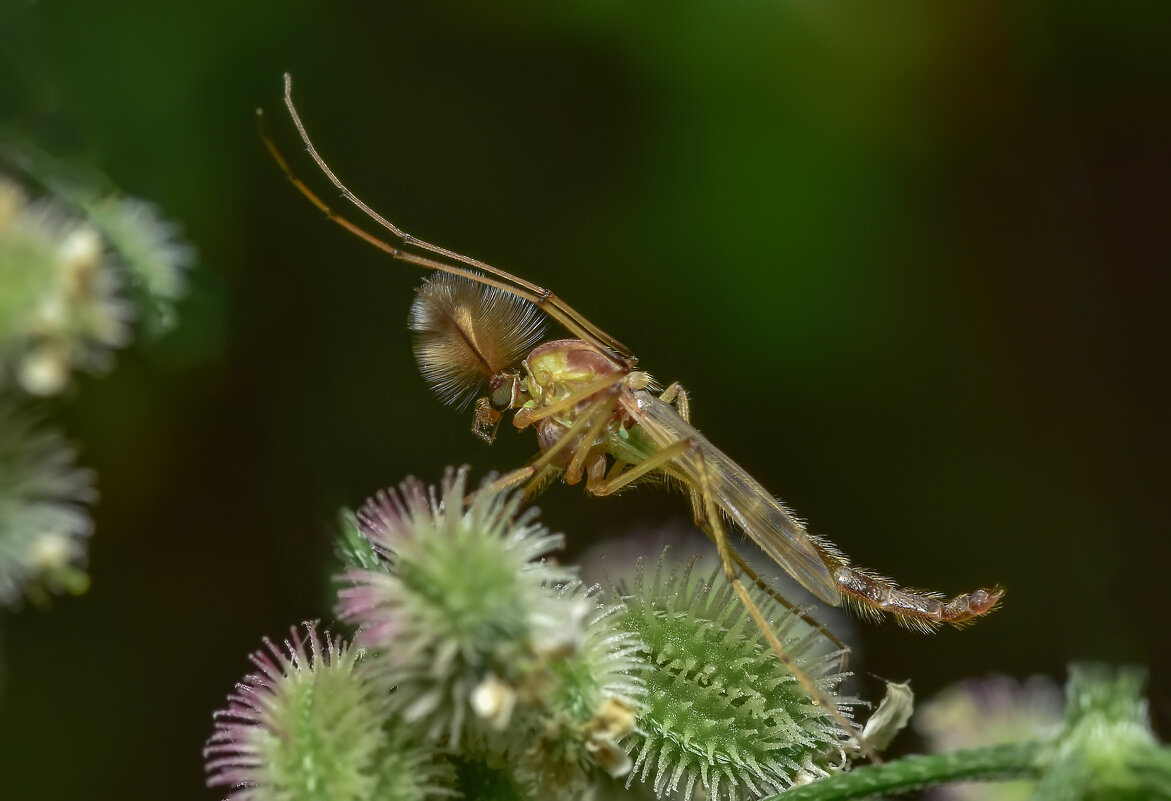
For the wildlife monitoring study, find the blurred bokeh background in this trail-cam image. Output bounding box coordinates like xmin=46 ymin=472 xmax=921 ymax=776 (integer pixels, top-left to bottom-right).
xmin=1 ymin=1 xmax=1168 ymax=798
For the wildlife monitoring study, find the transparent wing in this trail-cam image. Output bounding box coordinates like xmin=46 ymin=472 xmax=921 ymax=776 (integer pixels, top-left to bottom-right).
xmin=630 ymin=390 xmax=841 ymax=606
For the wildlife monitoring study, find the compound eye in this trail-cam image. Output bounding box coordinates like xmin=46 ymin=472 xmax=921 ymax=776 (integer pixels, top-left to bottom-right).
xmin=490 ymin=377 xmax=514 ymax=409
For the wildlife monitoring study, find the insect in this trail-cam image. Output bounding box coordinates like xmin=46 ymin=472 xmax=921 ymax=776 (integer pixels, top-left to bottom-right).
xmin=261 ymin=74 xmax=1003 ymax=759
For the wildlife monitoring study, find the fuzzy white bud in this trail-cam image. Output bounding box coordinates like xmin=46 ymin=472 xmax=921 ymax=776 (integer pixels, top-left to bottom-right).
xmin=587 ymin=696 xmax=637 ymax=740
xmin=531 ymin=596 xmax=589 ymax=658
xmin=17 ymin=343 xmax=71 ymax=396
xmin=470 ymin=674 xmax=516 ymax=730
xmin=58 ymin=226 xmax=103 ymax=278
xmin=26 ymin=532 xmax=75 ymax=571
xmin=586 ymin=737 xmax=632 ymax=778
xmin=0 ymin=180 xmax=25 ymax=228
xmin=31 ymin=293 xmax=69 ymax=332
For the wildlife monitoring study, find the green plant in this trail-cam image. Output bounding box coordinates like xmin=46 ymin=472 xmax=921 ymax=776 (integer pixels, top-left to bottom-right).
xmin=206 ymin=468 xmax=870 ymax=800
xmin=205 ymin=469 xmax=1171 ymax=801
xmin=0 ymin=146 xmax=192 ymax=609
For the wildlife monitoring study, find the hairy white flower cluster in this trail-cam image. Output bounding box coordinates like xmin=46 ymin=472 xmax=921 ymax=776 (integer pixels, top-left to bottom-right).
xmin=0 ymin=160 xmax=192 ymax=607
xmin=0 ymin=171 xmax=190 ymax=396
xmin=0 ymin=177 xmax=129 ymax=395
xmin=333 ymin=467 xmax=646 ymax=797
xmin=0 ymin=408 xmax=95 ymax=606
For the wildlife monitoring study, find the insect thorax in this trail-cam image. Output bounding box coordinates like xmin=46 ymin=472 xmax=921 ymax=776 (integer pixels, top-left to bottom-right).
xmin=518 ymin=339 xmax=645 ymax=477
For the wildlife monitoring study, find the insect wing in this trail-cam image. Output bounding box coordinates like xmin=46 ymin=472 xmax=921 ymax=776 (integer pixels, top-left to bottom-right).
xmin=631 ymin=391 xmax=840 ymax=606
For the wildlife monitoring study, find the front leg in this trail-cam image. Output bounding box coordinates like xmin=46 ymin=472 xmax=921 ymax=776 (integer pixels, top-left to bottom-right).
xmin=659 ymin=382 xmax=847 ymax=655
xmin=472 ymin=397 xmax=502 ymax=443
xmin=480 ymin=389 xmax=619 ymax=498
xmin=658 ymin=381 xmax=691 ymax=422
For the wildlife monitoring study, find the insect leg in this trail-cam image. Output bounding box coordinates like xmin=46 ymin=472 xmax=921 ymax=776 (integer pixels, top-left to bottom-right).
xmin=657 ymin=383 xmax=848 ymax=656
xmin=722 ymin=536 xmax=849 ymax=657
xmin=556 ymin=389 xmax=622 ymax=488
xmin=657 ymin=381 xmax=691 ymax=421
xmin=653 ymin=387 xmax=1004 ymax=632
xmin=829 ymin=561 xmax=1004 ymax=633
xmin=479 ymin=466 xmax=535 ymax=494
xmin=590 ymin=432 xmax=845 ymax=661
xmin=258 ymin=111 xmax=567 ymax=316
xmin=657 ymin=388 xmax=1005 ymax=630
xmin=274 ymin=76 xmax=635 ymax=365
xmin=513 ymin=372 xmax=627 ymax=429
xmin=602 ymin=458 xmax=628 ymax=485
xmin=478 ymin=389 xmax=620 ymax=497
xmin=692 ymin=448 xmax=879 ymax=763
xmin=588 ymin=438 xmax=693 ymax=496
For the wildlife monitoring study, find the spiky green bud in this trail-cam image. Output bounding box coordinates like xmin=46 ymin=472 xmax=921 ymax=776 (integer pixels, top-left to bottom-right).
xmin=0 ymin=406 xmax=94 ymax=606
xmin=917 ymin=674 xmax=1063 ymax=801
xmin=0 ymin=174 xmax=132 ymax=394
xmin=1033 ymin=664 xmax=1171 ymax=801
xmin=334 ymin=468 xmax=647 ymax=797
xmin=335 ymin=467 xmax=576 ymax=749
xmin=513 ymin=582 xmax=645 ymax=797
xmin=618 ymin=553 xmax=855 ymax=801
xmin=204 ymin=623 xmax=453 ymax=801
xmin=81 ymin=194 xmax=192 ymax=331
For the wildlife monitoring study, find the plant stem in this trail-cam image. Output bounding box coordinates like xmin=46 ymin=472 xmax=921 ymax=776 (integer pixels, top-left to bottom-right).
xmin=763 ymin=742 xmax=1045 ymax=801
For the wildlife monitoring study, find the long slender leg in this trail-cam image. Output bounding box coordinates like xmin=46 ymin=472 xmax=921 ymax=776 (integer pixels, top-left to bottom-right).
xmin=513 ymin=372 xmax=626 ymax=429
xmin=563 ymin=418 xmax=605 ymax=490
xmin=479 ymin=389 xmax=619 ymax=496
xmin=667 ymin=479 xmax=851 ymax=659
xmin=520 ymin=464 xmax=562 ymax=500
xmin=259 ymin=117 xmax=546 ymax=311
xmin=558 ymin=390 xmax=623 ymax=487
xmin=658 ymin=382 xmax=847 ymax=655
xmin=727 ymin=540 xmax=849 ymax=654
xmin=662 ymin=383 xmax=1003 ymax=631
xmin=588 ymin=439 xmax=693 ymax=496
xmin=656 ymin=383 xmax=718 ymax=544
xmin=259 ymin=111 xmax=624 ymax=364
xmin=692 ymin=449 xmax=880 ymax=763
xmin=589 ymin=436 xmax=848 ymax=658
xmin=273 ymin=76 xmax=635 ymax=365
xmin=480 ymin=466 xmax=537 ymax=495
xmin=602 ymin=458 xmax=628 ymax=485
xmin=657 ymin=382 xmax=690 ymax=421
xmin=830 ymin=562 xmax=1004 ymax=632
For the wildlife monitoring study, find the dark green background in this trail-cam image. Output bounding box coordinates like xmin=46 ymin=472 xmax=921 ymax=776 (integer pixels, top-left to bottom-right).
xmin=1 ymin=1 xmax=1168 ymax=799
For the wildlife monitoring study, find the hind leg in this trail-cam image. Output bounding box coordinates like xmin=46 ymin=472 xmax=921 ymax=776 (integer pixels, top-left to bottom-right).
xmin=690 ymin=449 xmax=878 ymax=763
xmin=658 ymin=383 xmax=848 ymax=656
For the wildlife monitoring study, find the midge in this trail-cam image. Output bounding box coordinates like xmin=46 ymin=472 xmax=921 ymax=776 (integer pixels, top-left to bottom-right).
xmin=261 ymin=74 xmax=1002 ymax=756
